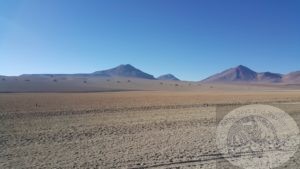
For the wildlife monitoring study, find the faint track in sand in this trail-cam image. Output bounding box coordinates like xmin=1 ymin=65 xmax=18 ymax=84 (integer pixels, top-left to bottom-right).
xmin=130 ymin=150 xmax=296 ymax=169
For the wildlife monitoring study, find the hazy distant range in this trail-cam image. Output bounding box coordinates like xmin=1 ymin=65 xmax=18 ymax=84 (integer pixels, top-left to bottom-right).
xmin=1 ymin=64 xmax=300 ymax=92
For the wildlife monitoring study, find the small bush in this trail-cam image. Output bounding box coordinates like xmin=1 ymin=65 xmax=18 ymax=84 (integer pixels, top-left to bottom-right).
xmin=160 ymin=82 xmax=163 ymax=85
xmin=53 ymin=79 xmax=57 ymax=82
xmin=127 ymin=80 xmax=131 ymax=83
xmin=117 ymin=81 xmax=121 ymax=83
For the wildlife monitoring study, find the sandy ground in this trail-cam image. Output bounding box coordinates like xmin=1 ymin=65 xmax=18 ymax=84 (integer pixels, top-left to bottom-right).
xmin=1 ymin=91 xmax=300 ymax=168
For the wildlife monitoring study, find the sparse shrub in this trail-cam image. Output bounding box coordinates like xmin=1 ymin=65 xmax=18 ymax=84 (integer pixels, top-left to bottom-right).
xmin=1 ymin=78 xmax=5 ymax=81
xmin=160 ymin=82 xmax=163 ymax=85
xmin=188 ymin=83 xmax=191 ymax=86
xmin=175 ymin=84 xmax=179 ymax=86
xmin=53 ymin=79 xmax=57 ymax=82
xmin=106 ymin=79 xmax=110 ymax=82
xmin=83 ymin=80 xmax=87 ymax=84
xmin=25 ymin=79 xmax=30 ymax=82
xmin=127 ymin=80 xmax=131 ymax=83
xmin=117 ymin=81 xmax=121 ymax=83
xmin=210 ymin=86 xmax=213 ymax=88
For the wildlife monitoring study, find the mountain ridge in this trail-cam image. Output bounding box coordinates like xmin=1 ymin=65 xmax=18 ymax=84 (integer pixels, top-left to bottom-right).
xmin=201 ymin=65 xmax=296 ymax=83
xmin=3 ymin=64 xmax=300 ymax=83
xmin=20 ymin=64 xmax=156 ymax=80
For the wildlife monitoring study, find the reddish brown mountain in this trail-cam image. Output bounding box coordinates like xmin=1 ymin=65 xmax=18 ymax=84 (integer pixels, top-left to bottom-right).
xmin=202 ymin=65 xmax=257 ymax=83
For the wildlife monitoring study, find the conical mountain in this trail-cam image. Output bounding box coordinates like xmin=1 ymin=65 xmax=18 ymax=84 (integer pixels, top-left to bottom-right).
xmin=202 ymin=65 xmax=257 ymax=83
xmin=93 ymin=64 xmax=155 ymax=79
xmin=157 ymin=74 xmax=180 ymax=81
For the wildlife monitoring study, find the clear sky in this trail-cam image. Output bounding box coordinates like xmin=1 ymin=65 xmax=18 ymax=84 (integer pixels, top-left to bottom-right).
xmin=0 ymin=0 xmax=299 ymax=80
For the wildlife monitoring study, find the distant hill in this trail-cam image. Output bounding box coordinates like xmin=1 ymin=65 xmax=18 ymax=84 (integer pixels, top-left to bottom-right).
xmin=257 ymin=72 xmax=283 ymax=83
xmin=201 ymin=65 xmax=287 ymax=83
xmin=157 ymin=74 xmax=180 ymax=81
xmin=93 ymin=64 xmax=155 ymax=79
xmin=283 ymin=71 xmax=300 ymax=84
xmin=20 ymin=64 xmax=155 ymax=80
xmin=202 ymin=65 xmax=257 ymax=83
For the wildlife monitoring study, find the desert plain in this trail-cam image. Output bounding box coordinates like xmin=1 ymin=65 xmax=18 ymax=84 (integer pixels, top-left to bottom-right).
xmin=1 ymin=85 xmax=300 ymax=168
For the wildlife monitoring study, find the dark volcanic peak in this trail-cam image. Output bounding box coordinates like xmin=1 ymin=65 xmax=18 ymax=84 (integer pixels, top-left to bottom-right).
xmin=93 ymin=64 xmax=155 ymax=79
xmin=235 ymin=65 xmax=257 ymax=75
xmin=157 ymin=74 xmax=180 ymax=81
xmin=202 ymin=65 xmax=257 ymax=83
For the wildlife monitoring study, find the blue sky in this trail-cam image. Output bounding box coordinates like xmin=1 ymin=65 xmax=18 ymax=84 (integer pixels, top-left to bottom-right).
xmin=0 ymin=0 xmax=299 ymax=80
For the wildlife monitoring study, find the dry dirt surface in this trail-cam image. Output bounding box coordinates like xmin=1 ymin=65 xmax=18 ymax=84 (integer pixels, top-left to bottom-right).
xmin=1 ymin=91 xmax=300 ymax=168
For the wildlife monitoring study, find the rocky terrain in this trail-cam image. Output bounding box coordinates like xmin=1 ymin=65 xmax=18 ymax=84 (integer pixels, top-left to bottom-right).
xmin=1 ymin=91 xmax=300 ymax=168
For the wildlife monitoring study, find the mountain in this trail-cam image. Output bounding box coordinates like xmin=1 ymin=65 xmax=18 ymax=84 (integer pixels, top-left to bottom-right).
xmin=202 ymin=65 xmax=257 ymax=83
xmin=3 ymin=64 xmax=300 ymax=84
xmin=283 ymin=71 xmax=300 ymax=84
xmin=93 ymin=64 xmax=155 ymax=79
xmin=19 ymin=64 xmax=155 ymax=80
xmin=257 ymin=72 xmax=283 ymax=82
xmin=157 ymin=74 xmax=180 ymax=81
xmin=201 ymin=65 xmax=287 ymax=83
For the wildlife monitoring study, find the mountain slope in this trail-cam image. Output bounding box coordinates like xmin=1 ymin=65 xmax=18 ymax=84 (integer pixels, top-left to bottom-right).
xmin=21 ymin=64 xmax=155 ymax=80
xmin=93 ymin=64 xmax=155 ymax=79
xmin=201 ymin=65 xmax=297 ymax=83
xmin=157 ymin=74 xmax=180 ymax=81
xmin=257 ymin=72 xmax=283 ymax=82
xmin=283 ymin=71 xmax=300 ymax=83
xmin=202 ymin=65 xmax=257 ymax=83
